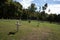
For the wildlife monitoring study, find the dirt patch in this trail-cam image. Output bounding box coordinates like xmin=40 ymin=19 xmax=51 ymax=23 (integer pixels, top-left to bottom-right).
xmin=20 ymin=27 xmax=52 ymax=40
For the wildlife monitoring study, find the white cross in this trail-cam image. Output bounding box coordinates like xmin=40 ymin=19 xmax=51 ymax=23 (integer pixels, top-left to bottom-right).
xmin=16 ymin=20 xmax=21 ymax=32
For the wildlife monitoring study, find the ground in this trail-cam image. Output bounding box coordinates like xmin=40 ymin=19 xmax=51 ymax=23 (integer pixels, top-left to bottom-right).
xmin=0 ymin=19 xmax=60 ymax=40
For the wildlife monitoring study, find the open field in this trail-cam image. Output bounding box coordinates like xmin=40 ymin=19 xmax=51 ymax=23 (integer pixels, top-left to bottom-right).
xmin=0 ymin=19 xmax=60 ymax=40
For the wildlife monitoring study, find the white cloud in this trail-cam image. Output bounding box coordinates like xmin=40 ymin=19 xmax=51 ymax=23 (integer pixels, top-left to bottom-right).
xmin=45 ymin=4 xmax=60 ymax=14
xmin=53 ymin=0 xmax=60 ymax=1
xmin=20 ymin=0 xmax=34 ymax=9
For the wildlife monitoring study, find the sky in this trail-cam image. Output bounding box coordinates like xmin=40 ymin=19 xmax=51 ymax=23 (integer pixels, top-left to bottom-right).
xmin=16 ymin=0 xmax=60 ymax=14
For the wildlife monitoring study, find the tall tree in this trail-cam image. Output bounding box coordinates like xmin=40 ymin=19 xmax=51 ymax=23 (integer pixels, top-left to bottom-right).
xmin=0 ymin=0 xmax=12 ymax=18
xmin=27 ymin=3 xmax=37 ymax=22
xmin=41 ymin=3 xmax=48 ymax=21
xmin=28 ymin=3 xmax=37 ymax=12
xmin=42 ymin=3 xmax=48 ymax=11
xmin=0 ymin=0 xmax=22 ymax=19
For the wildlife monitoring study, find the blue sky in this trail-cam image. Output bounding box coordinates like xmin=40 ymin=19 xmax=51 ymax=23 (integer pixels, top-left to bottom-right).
xmin=16 ymin=0 xmax=60 ymax=14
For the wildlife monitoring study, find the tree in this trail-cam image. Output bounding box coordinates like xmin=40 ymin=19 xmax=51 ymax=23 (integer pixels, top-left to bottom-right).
xmin=57 ymin=14 xmax=60 ymax=22
xmin=42 ymin=3 xmax=48 ymax=11
xmin=40 ymin=3 xmax=48 ymax=21
xmin=12 ymin=1 xmax=22 ymax=19
xmin=0 ymin=0 xmax=12 ymax=18
xmin=28 ymin=3 xmax=37 ymax=12
xmin=27 ymin=3 xmax=37 ymax=23
xmin=0 ymin=0 xmax=22 ymax=19
xmin=47 ymin=14 xmax=55 ymax=23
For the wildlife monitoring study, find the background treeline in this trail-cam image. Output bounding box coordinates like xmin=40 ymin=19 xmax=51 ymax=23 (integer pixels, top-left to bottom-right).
xmin=0 ymin=0 xmax=60 ymax=23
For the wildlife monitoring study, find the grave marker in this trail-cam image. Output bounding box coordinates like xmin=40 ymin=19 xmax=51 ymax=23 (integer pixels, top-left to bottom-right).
xmin=16 ymin=20 xmax=21 ymax=32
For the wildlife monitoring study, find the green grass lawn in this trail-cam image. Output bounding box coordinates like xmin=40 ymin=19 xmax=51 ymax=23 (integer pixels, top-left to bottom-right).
xmin=0 ymin=19 xmax=60 ymax=40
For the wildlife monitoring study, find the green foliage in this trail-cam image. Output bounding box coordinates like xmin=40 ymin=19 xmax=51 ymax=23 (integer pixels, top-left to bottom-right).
xmin=0 ymin=0 xmax=22 ymax=19
xmin=42 ymin=3 xmax=48 ymax=11
xmin=0 ymin=1 xmax=60 ymax=23
xmin=28 ymin=3 xmax=37 ymax=12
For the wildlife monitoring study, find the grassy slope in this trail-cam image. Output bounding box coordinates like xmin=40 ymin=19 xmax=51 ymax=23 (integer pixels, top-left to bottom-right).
xmin=0 ymin=19 xmax=60 ymax=40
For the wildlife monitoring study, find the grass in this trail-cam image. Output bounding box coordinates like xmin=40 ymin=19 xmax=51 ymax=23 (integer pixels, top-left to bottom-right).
xmin=0 ymin=19 xmax=60 ymax=40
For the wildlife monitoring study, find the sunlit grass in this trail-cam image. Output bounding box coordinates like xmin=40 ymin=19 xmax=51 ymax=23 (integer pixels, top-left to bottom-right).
xmin=0 ymin=19 xmax=60 ymax=40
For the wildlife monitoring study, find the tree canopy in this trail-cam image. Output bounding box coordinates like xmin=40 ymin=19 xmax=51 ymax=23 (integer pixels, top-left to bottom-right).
xmin=0 ymin=0 xmax=60 ymax=23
